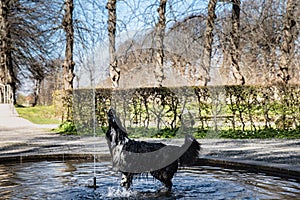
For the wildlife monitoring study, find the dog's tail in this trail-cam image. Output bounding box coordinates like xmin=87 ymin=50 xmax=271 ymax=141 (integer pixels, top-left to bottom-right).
xmin=178 ymin=135 xmax=201 ymax=166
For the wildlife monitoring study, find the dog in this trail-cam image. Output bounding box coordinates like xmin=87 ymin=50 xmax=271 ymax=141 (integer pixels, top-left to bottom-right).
xmin=106 ymin=108 xmax=200 ymax=191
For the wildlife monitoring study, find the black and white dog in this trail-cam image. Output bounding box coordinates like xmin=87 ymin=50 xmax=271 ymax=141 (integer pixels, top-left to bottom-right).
xmin=106 ymin=108 xmax=200 ymax=191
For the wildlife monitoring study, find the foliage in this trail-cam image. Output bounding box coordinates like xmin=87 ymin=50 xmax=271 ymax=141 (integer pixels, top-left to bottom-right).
xmin=87 ymin=126 xmax=300 ymax=139
xmin=55 ymin=121 xmax=77 ymax=135
xmin=194 ymin=129 xmax=209 ymax=139
xmin=52 ymin=89 xmax=74 ymax=122
xmin=55 ymin=121 xmax=109 ymax=136
xmin=16 ymin=94 xmax=27 ymax=105
xmin=75 ymin=85 xmax=300 ymax=131
xmin=15 ymin=105 xmax=60 ymax=124
xmin=52 ymin=84 xmax=300 ymax=139
xmin=150 ymin=127 xmax=300 ymax=139
xmin=219 ymin=128 xmax=300 ymax=139
xmin=152 ymin=127 xmax=179 ymax=138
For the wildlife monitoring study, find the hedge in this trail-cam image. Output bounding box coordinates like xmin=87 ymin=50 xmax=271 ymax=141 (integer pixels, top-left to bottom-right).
xmin=66 ymin=84 xmax=300 ymax=137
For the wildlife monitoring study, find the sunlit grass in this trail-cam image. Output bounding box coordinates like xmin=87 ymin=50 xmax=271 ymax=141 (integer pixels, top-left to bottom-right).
xmin=15 ymin=105 xmax=60 ymax=124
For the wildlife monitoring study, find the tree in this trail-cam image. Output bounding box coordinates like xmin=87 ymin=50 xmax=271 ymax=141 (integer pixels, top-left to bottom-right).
xmin=61 ymin=0 xmax=75 ymax=121
xmin=98 ymin=0 xmax=300 ymax=87
xmin=239 ymin=0 xmax=280 ymax=84
xmin=30 ymin=61 xmax=45 ymax=107
xmin=1 ymin=0 xmax=63 ymax=104
xmin=0 ymin=0 xmax=16 ymax=103
xmin=154 ymin=0 xmax=167 ymax=86
xmin=201 ymin=0 xmax=217 ymax=86
xmin=230 ymin=0 xmax=245 ymax=85
xmin=62 ymin=0 xmax=75 ymax=91
xmin=279 ymin=0 xmax=298 ymax=84
xmin=106 ymin=0 xmax=119 ymax=88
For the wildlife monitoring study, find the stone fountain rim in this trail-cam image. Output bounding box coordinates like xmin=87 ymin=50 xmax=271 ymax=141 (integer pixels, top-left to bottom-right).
xmin=0 ymin=153 xmax=299 ymax=182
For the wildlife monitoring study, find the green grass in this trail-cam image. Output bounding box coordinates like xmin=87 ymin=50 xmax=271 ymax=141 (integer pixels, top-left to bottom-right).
xmin=126 ymin=126 xmax=300 ymax=139
xmin=52 ymin=121 xmax=300 ymax=139
xmin=57 ymin=121 xmax=299 ymax=139
xmin=218 ymin=128 xmax=300 ymax=139
xmin=15 ymin=105 xmax=60 ymax=124
xmin=54 ymin=121 xmax=107 ymax=135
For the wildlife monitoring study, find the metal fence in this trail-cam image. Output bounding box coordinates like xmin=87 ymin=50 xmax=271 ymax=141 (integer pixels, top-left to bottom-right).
xmin=0 ymin=83 xmax=13 ymax=104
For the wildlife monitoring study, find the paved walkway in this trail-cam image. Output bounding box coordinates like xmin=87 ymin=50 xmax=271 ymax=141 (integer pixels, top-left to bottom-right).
xmin=0 ymin=103 xmax=299 ymax=177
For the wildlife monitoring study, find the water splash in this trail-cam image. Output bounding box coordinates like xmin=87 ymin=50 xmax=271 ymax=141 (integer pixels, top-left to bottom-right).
xmin=106 ymin=186 xmax=138 ymax=198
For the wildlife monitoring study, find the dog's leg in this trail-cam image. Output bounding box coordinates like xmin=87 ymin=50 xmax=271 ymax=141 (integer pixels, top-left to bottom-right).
xmin=151 ymin=171 xmax=173 ymax=192
xmin=162 ymin=179 xmax=173 ymax=192
xmin=120 ymin=172 xmax=133 ymax=190
xmin=151 ymin=164 xmax=177 ymax=192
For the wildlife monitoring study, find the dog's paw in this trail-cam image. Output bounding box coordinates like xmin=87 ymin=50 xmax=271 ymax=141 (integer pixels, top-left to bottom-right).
xmin=120 ymin=181 xmax=129 ymax=189
xmin=121 ymin=174 xmax=127 ymax=186
xmin=120 ymin=174 xmax=131 ymax=189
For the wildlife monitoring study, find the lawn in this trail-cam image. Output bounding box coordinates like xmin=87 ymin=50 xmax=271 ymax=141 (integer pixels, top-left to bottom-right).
xmin=15 ymin=105 xmax=61 ymax=124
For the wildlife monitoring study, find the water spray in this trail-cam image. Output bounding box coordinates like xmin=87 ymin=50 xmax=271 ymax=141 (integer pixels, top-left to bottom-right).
xmin=92 ymin=0 xmax=97 ymax=190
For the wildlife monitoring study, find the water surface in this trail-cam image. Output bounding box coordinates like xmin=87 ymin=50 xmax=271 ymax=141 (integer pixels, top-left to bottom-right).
xmin=0 ymin=160 xmax=299 ymax=199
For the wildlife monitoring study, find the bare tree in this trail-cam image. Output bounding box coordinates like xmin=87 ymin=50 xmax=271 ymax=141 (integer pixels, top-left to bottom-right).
xmin=30 ymin=61 xmax=45 ymax=107
xmin=0 ymin=0 xmax=16 ymax=103
xmin=238 ymin=0 xmax=280 ymax=84
xmin=62 ymin=0 xmax=75 ymax=91
xmin=230 ymin=0 xmax=245 ymax=85
xmin=201 ymin=0 xmax=217 ymax=86
xmin=37 ymin=59 xmax=63 ymax=106
xmin=235 ymin=0 xmax=299 ymax=85
xmin=103 ymin=0 xmax=299 ymax=87
xmin=1 ymin=0 xmax=63 ymax=104
xmin=154 ymin=0 xmax=167 ymax=86
xmin=60 ymin=0 xmax=75 ymax=121
xmin=279 ymin=0 xmax=298 ymax=84
xmin=106 ymin=0 xmax=119 ymax=88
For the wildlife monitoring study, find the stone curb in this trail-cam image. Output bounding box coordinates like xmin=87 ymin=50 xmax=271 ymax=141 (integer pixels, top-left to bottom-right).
xmin=0 ymin=153 xmax=111 ymax=164
xmin=1 ymin=153 xmax=299 ymax=182
xmin=197 ymin=157 xmax=300 ymax=182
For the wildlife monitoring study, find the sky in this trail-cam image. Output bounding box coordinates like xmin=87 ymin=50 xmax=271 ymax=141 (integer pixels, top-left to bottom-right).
xmin=74 ymin=0 xmax=209 ymax=88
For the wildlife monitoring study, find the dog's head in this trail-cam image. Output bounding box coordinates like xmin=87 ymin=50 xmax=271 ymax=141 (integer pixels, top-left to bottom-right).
xmin=106 ymin=108 xmax=128 ymax=143
xmin=107 ymin=108 xmax=117 ymax=125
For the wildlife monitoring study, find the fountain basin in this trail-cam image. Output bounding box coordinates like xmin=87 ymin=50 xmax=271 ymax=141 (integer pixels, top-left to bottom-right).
xmin=0 ymin=155 xmax=299 ymax=199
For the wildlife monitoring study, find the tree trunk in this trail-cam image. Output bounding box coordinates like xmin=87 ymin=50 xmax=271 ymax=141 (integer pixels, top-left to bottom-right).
xmin=62 ymin=0 xmax=75 ymax=121
xmin=106 ymin=0 xmax=119 ymax=88
xmin=279 ymin=0 xmax=298 ymax=84
xmin=230 ymin=0 xmax=245 ymax=85
xmin=154 ymin=0 xmax=167 ymax=86
xmin=32 ymin=79 xmax=42 ymax=107
xmin=0 ymin=0 xmax=16 ymax=103
xmin=62 ymin=0 xmax=75 ymax=91
xmin=200 ymin=0 xmax=217 ymax=86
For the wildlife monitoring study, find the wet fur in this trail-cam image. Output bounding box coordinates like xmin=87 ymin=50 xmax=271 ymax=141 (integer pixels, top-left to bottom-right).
xmin=106 ymin=108 xmax=200 ymax=191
